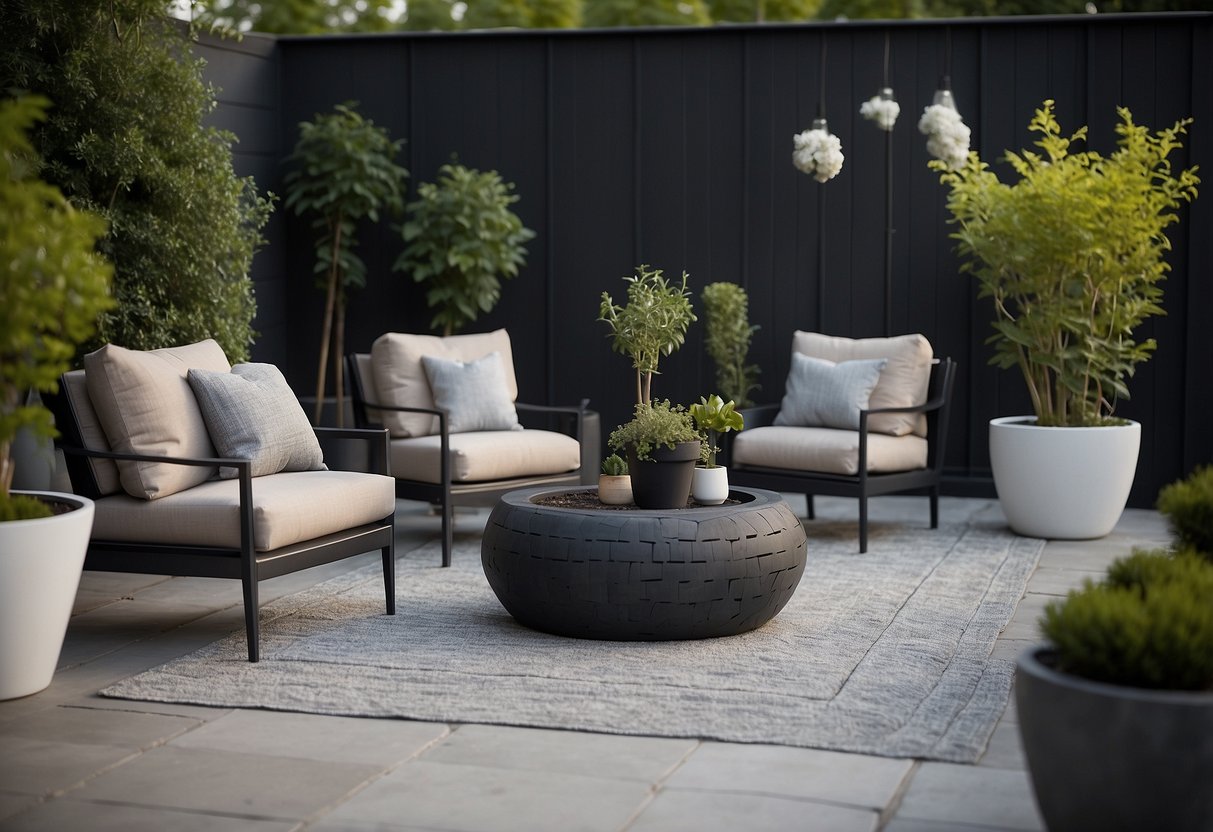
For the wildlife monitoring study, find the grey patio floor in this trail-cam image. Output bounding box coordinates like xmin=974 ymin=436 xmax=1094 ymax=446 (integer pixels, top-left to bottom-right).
xmin=0 ymin=495 xmax=1171 ymax=832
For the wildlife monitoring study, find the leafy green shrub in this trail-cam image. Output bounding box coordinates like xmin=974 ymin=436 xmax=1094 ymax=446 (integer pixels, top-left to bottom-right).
xmin=1042 ymin=549 xmax=1213 ymax=691
xmin=689 ymin=394 xmax=743 ymax=468
xmin=599 ymin=266 xmax=697 ymax=407
xmin=0 ymin=0 xmax=273 ymax=362
xmin=608 ymin=400 xmax=701 ymax=462
xmin=701 ymin=282 xmax=760 ymax=408
xmin=1 ymin=95 xmax=114 ymax=519
xmin=284 ymin=102 xmax=408 ymax=424
xmin=1156 ymin=466 xmax=1213 ymax=559
xmin=395 ymin=163 xmax=535 ymax=337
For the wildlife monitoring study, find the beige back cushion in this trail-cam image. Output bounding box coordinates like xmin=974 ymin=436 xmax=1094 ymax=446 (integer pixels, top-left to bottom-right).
xmin=84 ymin=340 xmax=231 ymax=500
xmin=791 ymin=332 xmax=932 ymax=437
xmin=61 ymin=370 xmax=122 ymax=496
xmin=369 ymin=329 xmax=518 ymax=437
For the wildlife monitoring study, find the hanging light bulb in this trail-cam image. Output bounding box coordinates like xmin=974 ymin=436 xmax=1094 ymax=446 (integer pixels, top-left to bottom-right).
xmin=880 ymin=86 xmax=895 ymax=103
xmin=933 ymin=75 xmax=957 ymax=112
xmin=812 ymin=116 xmax=829 ymax=133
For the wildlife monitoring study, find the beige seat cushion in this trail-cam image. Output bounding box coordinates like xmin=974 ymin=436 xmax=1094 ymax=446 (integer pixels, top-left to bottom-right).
xmin=732 ymin=426 xmax=927 ymax=476
xmin=792 ymin=331 xmax=932 ymax=437
xmin=90 ymin=471 xmax=395 ymax=552
xmin=84 ymin=340 xmax=232 ymax=499
xmin=370 ymin=330 xmax=517 ymax=437
xmin=390 ymin=429 xmax=580 ymax=484
xmin=61 ymin=370 xmax=121 ymax=496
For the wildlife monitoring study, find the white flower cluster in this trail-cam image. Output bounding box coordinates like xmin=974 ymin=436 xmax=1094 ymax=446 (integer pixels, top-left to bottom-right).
xmin=860 ymin=95 xmax=900 ymax=131
xmin=918 ymin=103 xmax=972 ymax=170
xmin=792 ymin=129 xmax=844 ymax=183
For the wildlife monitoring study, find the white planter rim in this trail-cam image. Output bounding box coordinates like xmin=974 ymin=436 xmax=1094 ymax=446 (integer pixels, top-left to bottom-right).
xmin=1019 ymin=646 xmax=1213 ymax=706
xmin=8 ymin=490 xmax=93 ymax=524
xmin=991 ymin=415 xmax=1142 ymax=433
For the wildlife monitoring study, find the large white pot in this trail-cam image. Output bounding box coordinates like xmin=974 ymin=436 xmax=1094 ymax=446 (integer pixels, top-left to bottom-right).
xmin=0 ymin=491 xmax=94 ymax=700
xmin=989 ymin=416 xmax=1140 ymax=539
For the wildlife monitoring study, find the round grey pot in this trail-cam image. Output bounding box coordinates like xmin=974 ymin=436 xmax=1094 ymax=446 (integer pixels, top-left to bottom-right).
xmin=1015 ymin=646 xmax=1213 ymax=831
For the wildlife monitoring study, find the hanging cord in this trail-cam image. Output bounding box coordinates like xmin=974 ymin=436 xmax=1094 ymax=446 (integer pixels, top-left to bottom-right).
xmin=817 ymin=36 xmax=828 ymax=121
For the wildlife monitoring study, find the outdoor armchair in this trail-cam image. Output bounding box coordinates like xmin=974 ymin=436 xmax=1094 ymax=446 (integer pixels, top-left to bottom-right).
xmin=347 ymin=329 xmax=595 ymax=567
xmin=726 ymin=332 xmax=956 ymax=553
xmin=50 ymin=340 xmax=397 ymax=662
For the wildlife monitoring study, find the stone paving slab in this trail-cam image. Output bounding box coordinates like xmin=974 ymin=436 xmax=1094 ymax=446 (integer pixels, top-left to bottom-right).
xmin=895 ymin=763 xmax=1043 ymax=830
xmin=630 ymin=788 xmax=879 ymax=832
xmin=0 ymin=800 xmax=298 ymax=832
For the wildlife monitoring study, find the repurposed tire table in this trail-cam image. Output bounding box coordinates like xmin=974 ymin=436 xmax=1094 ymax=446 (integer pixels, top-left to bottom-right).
xmin=481 ymin=486 xmax=807 ymax=640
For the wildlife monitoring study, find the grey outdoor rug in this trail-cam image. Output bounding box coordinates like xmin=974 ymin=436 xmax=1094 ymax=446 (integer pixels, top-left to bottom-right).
xmin=101 ymin=518 xmax=1043 ymax=763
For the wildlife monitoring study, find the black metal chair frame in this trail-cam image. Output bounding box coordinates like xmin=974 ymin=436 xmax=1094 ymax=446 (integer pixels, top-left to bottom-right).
xmin=725 ymin=357 xmax=957 ymax=554
xmin=346 ymin=353 xmax=589 ymax=568
xmin=50 ymin=388 xmax=396 ymax=662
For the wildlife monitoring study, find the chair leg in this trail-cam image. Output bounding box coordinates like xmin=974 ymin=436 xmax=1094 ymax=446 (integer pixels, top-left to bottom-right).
xmin=858 ymin=496 xmax=869 ymax=554
xmin=382 ymin=540 xmax=396 ymax=615
xmin=441 ymin=499 xmax=454 ymax=567
xmin=930 ymin=487 xmax=940 ymax=529
xmin=805 ymin=494 xmax=816 ymax=520
xmin=241 ymin=568 xmax=260 ymax=663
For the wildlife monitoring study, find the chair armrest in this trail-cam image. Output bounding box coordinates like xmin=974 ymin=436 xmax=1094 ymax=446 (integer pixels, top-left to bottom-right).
xmin=863 ymin=393 xmax=947 ymax=419
xmin=313 ymin=427 xmax=391 ymax=476
xmin=737 ymin=403 xmax=781 ymax=429
xmin=59 ymin=444 xmax=250 ymax=472
xmin=516 ymin=399 xmax=589 ymax=440
xmin=358 ymin=400 xmax=444 ymax=417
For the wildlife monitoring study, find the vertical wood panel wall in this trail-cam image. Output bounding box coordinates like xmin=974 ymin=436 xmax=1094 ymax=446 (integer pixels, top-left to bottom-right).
xmin=202 ymin=14 xmax=1212 ymax=506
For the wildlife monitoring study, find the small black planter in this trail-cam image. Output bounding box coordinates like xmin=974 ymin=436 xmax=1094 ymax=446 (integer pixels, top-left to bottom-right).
xmin=1016 ymin=646 xmax=1213 ymax=831
xmin=626 ymin=440 xmax=700 ymax=509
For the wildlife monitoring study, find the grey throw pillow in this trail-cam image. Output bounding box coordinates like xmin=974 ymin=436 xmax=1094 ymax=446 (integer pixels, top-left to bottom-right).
xmin=421 ymin=351 xmax=522 ymax=434
xmin=774 ymin=354 xmax=888 ymax=430
xmin=187 ymin=363 xmax=326 ymax=478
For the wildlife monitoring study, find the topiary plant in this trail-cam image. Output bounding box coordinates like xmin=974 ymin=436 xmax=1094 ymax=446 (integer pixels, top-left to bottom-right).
xmin=1 ymin=95 xmax=114 ymax=520
xmin=1156 ymin=466 xmax=1213 ymax=560
xmin=701 ymin=282 xmax=760 ymax=408
xmin=608 ymin=400 xmax=701 ymax=463
xmin=933 ymin=100 xmax=1199 ymax=426
xmin=1041 ymin=549 xmax=1213 ymax=691
xmin=599 ymin=265 xmax=697 ymax=407
xmin=394 ymin=162 xmax=535 ymax=337
xmin=284 ymin=102 xmax=408 ymax=425
xmin=0 ymin=0 xmax=273 ymax=363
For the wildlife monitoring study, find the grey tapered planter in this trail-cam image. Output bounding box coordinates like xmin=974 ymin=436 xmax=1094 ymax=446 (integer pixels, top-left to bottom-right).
xmin=1016 ymin=647 xmax=1213 ymax=831
xmin=626 ymin=440 xmax=700 ymax=509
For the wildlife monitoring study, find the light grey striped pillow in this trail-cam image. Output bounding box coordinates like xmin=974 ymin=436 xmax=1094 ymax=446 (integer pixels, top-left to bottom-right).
xmin=187 ymin=364 xmax=326 ymax=478
xmin=421 ymin=351 xmax=521 ymax=434
xmin=774 ymin=354 xmax=887 ymax=430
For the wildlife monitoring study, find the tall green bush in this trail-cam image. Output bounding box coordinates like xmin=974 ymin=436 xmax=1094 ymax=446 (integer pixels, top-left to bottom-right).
xmin=0 ymin=0 xmax=273 ymax=363
xmin=701 ymin=282 xmax=760 ymax=408
xmin=284 ymin=103 xmax=408 ymax=424
xmin=933 ymin=101 xmax=1199 ymax=426
xmin=395 ymin=163 xmax=535 ymax=337
xmin=1 ymin=96 xmax=114 ymax=518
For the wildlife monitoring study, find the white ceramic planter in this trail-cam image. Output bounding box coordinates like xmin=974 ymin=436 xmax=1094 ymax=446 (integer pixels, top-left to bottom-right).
xmin=0 ymin=491 xmax=94 ymax=700
xmin=692 ymin=466 xmax=730 ymax=506
xmin=989 ymin=416 xmax=1140 ymax=539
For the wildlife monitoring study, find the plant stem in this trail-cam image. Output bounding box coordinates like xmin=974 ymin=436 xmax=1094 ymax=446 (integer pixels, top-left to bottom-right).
xmin=313 ymin=215 xmax=343 ymax=425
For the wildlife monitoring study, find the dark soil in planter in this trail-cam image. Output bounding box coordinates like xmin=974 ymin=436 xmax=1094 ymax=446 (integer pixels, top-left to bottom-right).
xmin=534 ymin=489 xmax=741 ymax=511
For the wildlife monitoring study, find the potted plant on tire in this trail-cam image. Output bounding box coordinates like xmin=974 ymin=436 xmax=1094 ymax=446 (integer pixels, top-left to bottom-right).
xmin=1 ymin=95 xmax=115 ymax=700
xmin=607 ymin=400 xmax=701 ymax=509
xmin=1016 ymin=541 xmax=1213 ymax=830
xmin=599 ymin=265 xmax=699 ymax=508
xmin=689 ymin=394 xmax=743 ymax=505
xmin=933 ymin=100 xmax=1199 ymax=539
xmin=598 ymin=453 xmax=632 ymax=506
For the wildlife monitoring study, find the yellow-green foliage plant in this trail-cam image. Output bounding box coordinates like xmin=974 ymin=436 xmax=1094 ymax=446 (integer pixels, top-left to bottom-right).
xmin=0 ymin=96 xmax=114 ymax=520
xmin=933 ymin=100 xmax=1199 ymax=426
xmin=1157 ymin=465 xmax=1213 ymax=561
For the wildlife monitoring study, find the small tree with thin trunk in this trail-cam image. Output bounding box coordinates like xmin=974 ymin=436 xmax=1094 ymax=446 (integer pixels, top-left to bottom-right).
xmin=283 ymin=103 xmax=408 ymax=425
